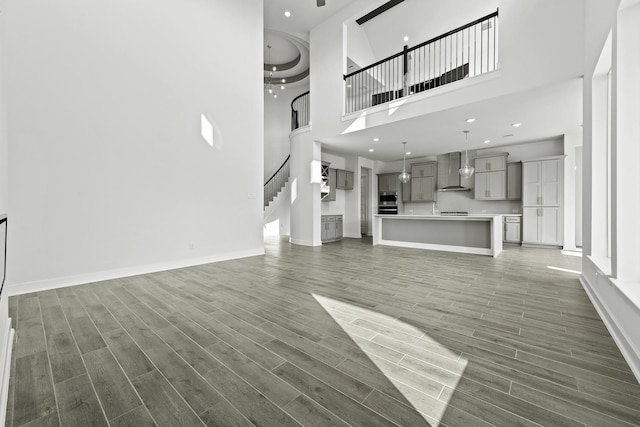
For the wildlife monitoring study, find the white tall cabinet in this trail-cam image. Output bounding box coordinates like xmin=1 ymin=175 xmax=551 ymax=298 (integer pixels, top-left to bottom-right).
xmin=522 ymin=157 xmax=564 ymax=246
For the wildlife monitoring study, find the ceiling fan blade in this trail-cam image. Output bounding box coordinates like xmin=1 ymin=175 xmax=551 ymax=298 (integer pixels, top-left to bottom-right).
xmin=317 ymin=0 xmax=326 ymax=6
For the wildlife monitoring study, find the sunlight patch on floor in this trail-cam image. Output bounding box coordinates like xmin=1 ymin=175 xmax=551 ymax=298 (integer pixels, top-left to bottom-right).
xmin=313 ymin=294 xmax=468 ymax=426
xmin=547 ymin=266 xmax=581 ymax=275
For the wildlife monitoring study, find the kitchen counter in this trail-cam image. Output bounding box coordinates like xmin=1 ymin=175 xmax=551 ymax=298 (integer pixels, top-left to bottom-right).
xmin=373 ymin=214 xmax=503 ymax=257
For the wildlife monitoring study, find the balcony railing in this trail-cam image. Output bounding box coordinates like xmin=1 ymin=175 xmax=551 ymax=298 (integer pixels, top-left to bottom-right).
xmin=291 ymin=91 xmax=310 ymax=131
xmin=344 ymin=10 xmax=499 ymax=114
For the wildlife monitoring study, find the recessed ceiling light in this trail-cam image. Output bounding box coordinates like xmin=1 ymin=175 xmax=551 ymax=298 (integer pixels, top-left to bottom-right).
xmin=512 ymin=122 xmax=522 ymax=127
xmin=280 ymin=85 xmax=285 ymax=90
xmin=281 ymin=79 xmax=286 ymax=83
xmin=466 ymin=118 xmax=476 ymax=123
xmin=483 ymin=139 xmax=491 ymax=144
xmin=406 ymin=151 xmax=411 ymax=155
xmin=369 ymin=148 xmax=374 ymax=152
xmin=272 ymin=66 xmax=276 ymax=71
xmin=373 ymin=138 xmax=379 ymax=142
xmin=403 ymin=36 xmax=409 ymax=42
xmin=284 ymin=11 xmax=291 ymax=17
xmin=347 ymin=84 xmax=352 ymax=88
xmin=273 ymin=94 xmax=278 ymax=99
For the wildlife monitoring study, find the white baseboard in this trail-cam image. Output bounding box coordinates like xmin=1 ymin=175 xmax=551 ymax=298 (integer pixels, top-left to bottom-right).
xmin=0 ymin=319 xmax=14 ymax=427
xmin=6 ymin=248 xmax=265 ymax=297
xmin=579 ymin=273 xmax=640 ymax=383
xmin=289 ymin=237 xmax=321 ymax=247
xmin=343 ymin=233 xmax=362 ymax=239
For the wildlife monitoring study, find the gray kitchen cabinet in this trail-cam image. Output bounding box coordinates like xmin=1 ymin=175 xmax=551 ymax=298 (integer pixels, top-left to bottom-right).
xmin=378 ymin=173 xmax=399 ymax=193
xmin=474 ymin=153 xmax=507 ymax=201
xmin=523 ymin=207 xmax=561 ymax=245
xmin=336 ymin=170 xmax=354 ymax=190
xmin=411 ymin=176 xmax=436 ymax=202
xmin=475 ymin=170 xmax=506 ymax=200
xmin=504 ymin=215 xmax=522 ymax=243
xmin=402 ymin=180 xmax=411 ymax=202
xmin=408 ymin=162 xmax=437 ymax=202
xmin=522 ymin=157 xmax=563 ymax=246
xmin=411 ymin=162 xmax=436 ymax=178
xmin=507 ymin=162 xmax=522 ymax=200
xmin=475 ymin=154 xmax=506 ymax=172
xmin=321 ymin=215 xmax=343 ymax=243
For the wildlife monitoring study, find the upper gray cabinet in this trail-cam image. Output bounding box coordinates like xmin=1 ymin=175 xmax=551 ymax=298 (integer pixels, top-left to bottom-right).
xmin=336 ymin=169 xmax=354 ymax=190
xmin=474 ymin=153 xmax=508 ymax=200
xmin=507 ymin=162 xmax=522 ymax=200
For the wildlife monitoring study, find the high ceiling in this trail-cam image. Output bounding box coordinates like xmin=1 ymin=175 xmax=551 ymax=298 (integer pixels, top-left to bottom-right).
xmin=263 ymin=0 xmax=359 ymax=91
xmin=264 ymin=0 xmax=583 ymax=161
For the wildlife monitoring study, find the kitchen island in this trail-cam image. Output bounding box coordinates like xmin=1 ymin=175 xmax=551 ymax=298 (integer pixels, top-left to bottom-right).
xmin=373 ymin=214 xmax=503 ymax=257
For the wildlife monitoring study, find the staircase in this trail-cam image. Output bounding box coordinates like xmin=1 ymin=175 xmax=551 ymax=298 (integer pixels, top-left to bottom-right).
xmin=264 ymin=155 xmax=290 ymax=221
xmin=264 ymin=178 xmax=291 ymax=223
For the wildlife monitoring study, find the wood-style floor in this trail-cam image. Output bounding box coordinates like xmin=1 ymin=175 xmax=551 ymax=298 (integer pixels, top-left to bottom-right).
xmin=4 ymin=236 xmax=640 ymax=427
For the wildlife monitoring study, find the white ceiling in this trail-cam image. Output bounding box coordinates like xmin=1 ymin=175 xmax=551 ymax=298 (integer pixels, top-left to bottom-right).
xmin=264 ymin=0 xmax=359 ymax=41
xmin=321 ymin=78 xmax=583 ymax=161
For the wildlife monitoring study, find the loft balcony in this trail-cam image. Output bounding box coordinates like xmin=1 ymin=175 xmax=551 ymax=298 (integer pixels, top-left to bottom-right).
xmin=344 ymin=10 xmax=499 ymax=114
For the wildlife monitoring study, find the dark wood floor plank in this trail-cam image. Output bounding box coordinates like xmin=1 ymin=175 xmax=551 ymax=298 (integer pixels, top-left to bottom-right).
xmin=265 ymin=339 xmax=372 ymax=402
xmin=204 ymin=340 xmax=300 ymax=407
xmin=108 ymin=405 xmax=156 ymax=427
xmin=101 ymin=327 xmax=155 ymax=380
xmin=39 ymin=304 xmax=85 ymax=384
xmin=131 ymin=370 xmax=204 ymax=427
xmin=510 ymin=381 xmax=639 ymax=427
xmin=73 ymin=288 xmax=121 ymax=334
xmin=283 ymin=394 xmax=351 ymax=427
xmin=200 ymin=399 xmax=253 ymax=427
xmin=155 ymin=326 xmax=221 ymax=376
xmin=17 ymin=413 xmax=60 ymax=427
xmin=13 ymin=352 xmax=57 ymax=427
xmin=143 ymin=343 xmax=223 ymax=415
xmin=82 ymin=347 xmax=141 ymax=421
xmin=55 ymin=289 xmax=105 ymax=354
xmin=273 ymin=362 xmax=396 ymax=427
xmin=14 ymin=295 xmax=46 ymax=359
xmin=447 ymin=376 xmax=584 ymax=427
xmin=202 ymin=364 xmax=302 ymax=427
xmin=54 ymin=374 xmax=108 ymax=427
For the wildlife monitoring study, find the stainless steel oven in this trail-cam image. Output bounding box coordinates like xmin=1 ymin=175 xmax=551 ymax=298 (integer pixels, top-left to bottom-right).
xmin=378 ymin=191 xmax=398 ymax=214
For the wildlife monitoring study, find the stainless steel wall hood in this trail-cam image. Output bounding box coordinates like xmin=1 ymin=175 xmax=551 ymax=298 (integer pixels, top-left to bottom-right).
xmin=438 ymin=152 xmax=471 ymax=191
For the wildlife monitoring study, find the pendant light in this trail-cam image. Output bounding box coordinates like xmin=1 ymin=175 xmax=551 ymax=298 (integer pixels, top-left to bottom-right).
xmin=459 ymin=130 xmax=474 ymax=179
xmin=398 ymin=142 xmax=411 ymax=183
xmin=265 ymin=45 xmax=278 ymax=99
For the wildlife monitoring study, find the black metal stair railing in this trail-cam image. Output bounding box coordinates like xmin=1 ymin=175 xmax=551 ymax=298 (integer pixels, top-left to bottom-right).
xmin=344 ymin=10 xmax=499 ymax=114
xmin=264 ymin=155 xmax=290 ymax=208
xmin=291 ymin=91 xmax=310 ymax=131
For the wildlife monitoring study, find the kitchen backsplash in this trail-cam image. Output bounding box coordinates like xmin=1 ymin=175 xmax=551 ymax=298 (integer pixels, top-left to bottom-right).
xmin=401 ymin=190 xmax=522 ymax=215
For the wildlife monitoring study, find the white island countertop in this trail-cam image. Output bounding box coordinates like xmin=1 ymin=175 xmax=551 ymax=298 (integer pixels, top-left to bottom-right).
xmin=373 ymin=214 xmax=503 ymax=257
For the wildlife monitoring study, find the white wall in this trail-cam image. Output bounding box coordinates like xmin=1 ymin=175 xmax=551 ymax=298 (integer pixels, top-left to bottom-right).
xmin=581 ymin=0 xmax=640 ymax=381
xmin=575 ymin=145 xmax=583 ymax=247
xmin=289 ymin=130 xmax=321 ymax=246
xmin=345 ymin=20 xmax=376 ymax=69
xmin=265 ymin=89 xmax=305 ymax=182
xmin=0 ymin=5 xmax=13 ymax=420
xmin=5 ymin=0 xmax=265 ymax=293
